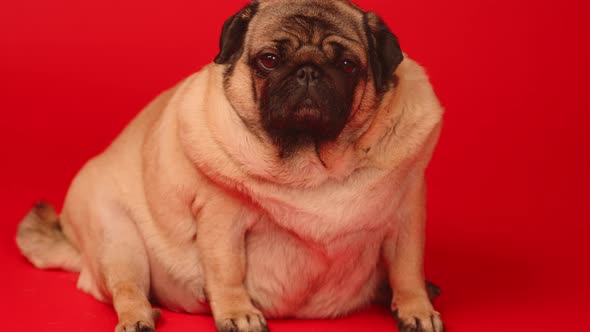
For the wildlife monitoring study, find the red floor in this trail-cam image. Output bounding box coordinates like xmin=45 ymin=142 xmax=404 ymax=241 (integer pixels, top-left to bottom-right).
xmin=2 ymin=0 xmax=589 ymax=331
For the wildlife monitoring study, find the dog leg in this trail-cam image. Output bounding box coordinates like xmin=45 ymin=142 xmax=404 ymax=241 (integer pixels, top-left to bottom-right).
xmin=382 ymin=176 xmax=444 ymax=332
xmin=93 ymin=208 xmax=160 ymax=332
xmin=195 ymin=196 xmax=268 ymax=332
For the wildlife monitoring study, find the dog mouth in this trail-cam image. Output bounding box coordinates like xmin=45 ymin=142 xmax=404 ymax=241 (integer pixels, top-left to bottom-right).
xmin=261 ymin=74 xmax=352 ymax=153
xmin=267 ymin=92 xmax=321 ymax=126
xmin=290 ymin=97 xmax=323 ymax=124
xmin=292 ymin=106 xmax=321 ymax=123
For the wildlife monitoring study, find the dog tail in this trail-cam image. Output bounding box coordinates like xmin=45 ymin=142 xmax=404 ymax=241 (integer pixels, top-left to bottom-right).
xmin=16 ymin=201 xmax=81 ymax=272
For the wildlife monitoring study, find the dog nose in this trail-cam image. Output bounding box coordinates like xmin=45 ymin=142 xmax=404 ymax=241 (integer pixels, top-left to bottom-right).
xmin=296 ymin=65 xmax=321 ymax=86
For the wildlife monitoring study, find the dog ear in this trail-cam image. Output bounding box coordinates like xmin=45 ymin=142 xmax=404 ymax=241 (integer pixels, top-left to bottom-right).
xmin=214 ymin=2 xmax=259 ymax=64
xmin=363 ymin=12 xmax=403 ymax=93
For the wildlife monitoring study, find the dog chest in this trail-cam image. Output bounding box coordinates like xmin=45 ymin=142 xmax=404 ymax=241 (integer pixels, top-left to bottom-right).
xmin=246 ymin=167 xmax=403 ymax=243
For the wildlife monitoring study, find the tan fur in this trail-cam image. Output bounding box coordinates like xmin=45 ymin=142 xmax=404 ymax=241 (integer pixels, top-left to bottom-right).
xmin=16 ymin=1 xmax=444 ymax=332
xmin=17 ymin=202 xmax=81 ymax=272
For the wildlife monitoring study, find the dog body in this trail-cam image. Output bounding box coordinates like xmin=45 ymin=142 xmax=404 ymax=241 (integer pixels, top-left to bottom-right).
xmin=17 ymin=1 xmax=444 ymax=331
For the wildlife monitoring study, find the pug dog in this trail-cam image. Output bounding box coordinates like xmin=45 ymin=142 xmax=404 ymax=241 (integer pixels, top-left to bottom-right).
xmin=16 ymin=0 xmax=445 ymax=332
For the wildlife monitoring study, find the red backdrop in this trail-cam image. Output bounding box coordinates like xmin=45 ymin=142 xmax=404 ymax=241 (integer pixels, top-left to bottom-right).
xmin=1 ymin=0 xmax=589 ymax=331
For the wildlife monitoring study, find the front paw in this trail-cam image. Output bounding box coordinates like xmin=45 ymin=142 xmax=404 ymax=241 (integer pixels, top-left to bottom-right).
xmin=214 ymin=308 xmax=269 ymax=332
xmin=115 ymin=308 xmax=160 ymax=332
xmin=115 ymin=320 xmax=155 ymax=332
xmin=392 ymin=297 xmax=444 ymax=332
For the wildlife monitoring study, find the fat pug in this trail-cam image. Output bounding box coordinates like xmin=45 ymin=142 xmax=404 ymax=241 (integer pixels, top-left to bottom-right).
xmin=16 ymin=0 xmax=444 ymax=331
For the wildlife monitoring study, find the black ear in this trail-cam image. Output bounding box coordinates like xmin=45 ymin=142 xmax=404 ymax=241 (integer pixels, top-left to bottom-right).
xmin=214 ymin=2 xmax=259 ymax=64
xmin=363 ymin=12 xmax=403 ymax=93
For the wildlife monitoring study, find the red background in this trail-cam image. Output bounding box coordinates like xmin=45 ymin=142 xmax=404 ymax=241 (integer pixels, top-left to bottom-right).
xmin=1 ymin=0 xmax=589 ymax=331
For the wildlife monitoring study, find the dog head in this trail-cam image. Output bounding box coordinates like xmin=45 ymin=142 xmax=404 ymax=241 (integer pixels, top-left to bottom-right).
xmin=215 ymin=0 xmax=403 ymax=161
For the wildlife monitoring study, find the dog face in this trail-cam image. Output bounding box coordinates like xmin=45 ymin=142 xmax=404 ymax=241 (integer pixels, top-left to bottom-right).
xmin=215 ymin=0 xmax=403 ymax=159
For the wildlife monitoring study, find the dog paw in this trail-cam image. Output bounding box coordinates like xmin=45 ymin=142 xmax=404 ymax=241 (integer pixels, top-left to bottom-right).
xmin=115 ymin=320 xmax=155 ymax=332
xmin=115 ymin=309 xmax=160 ymax=332
xmin=215 ymin=309 xmax=269 ymax=332
xmin=392 ymin=298 xmax=444 ymax=332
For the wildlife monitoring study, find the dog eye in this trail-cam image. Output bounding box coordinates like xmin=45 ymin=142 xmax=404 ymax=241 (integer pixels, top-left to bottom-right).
xmin=258 ymin=53 xmax=280 ymax=71
xmin=341 ymin=59 xmax=357 ymax=74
